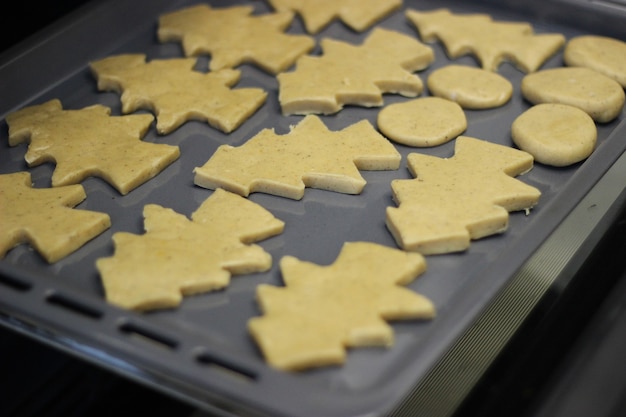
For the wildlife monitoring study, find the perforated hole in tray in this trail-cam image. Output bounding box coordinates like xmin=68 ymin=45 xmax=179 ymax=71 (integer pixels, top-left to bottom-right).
xmin=195 ymin=350 xmax=258 ymax=383
xmin=118 ymin=320 xmax=179 ymax=350
xmin=0 ymin=273 xmax=32 ymax=292
xmin=45 ymin=291 xmax=103 ymax=319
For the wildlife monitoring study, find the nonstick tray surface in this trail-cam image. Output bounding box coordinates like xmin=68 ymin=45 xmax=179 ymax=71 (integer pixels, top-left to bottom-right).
xmin=1 ymin=1 xmax=626 ymax=416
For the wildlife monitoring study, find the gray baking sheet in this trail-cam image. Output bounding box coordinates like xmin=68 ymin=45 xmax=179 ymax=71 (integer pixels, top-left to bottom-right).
xmin=1 ymin=0 xmax=625 ymax=416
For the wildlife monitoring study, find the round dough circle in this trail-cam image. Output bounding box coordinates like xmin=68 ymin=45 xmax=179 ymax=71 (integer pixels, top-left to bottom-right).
xmin=521 ymin=67 xmax=625 ymax=123
xmin=427 ymin=64 xmax=513 ymax=109
xmin=377 ymin=97 xmax=466 ymax=147
xmin=511 ymin=103 xmax=597 ymax=167
xmin=564 ymin=35 xmax=626 ymax=88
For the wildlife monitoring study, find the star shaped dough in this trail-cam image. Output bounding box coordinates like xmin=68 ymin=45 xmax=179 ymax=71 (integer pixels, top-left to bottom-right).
xmin=194 ymin=114 xmax=401 ymax=200
xmin=386 ymin=136 xmax=541 ymax=254
xmin=406 ymin=8 xmax=565 ymax=72
xmin=277 ymin=27 xmax=434 ymax=115
xmin=0 ymin=171 xmax=111 ymax=263
xmin=6 ymin=99 xmax=180 ymax=195
xmin=266 ymin=0 xmax=402 ymax=34
xmin=248 ymin=241 xmax=435 ymax=371
xmin=96 ymin=188 xmax=285 ymax=311
xmin=90 ymin=54 xmax=268 ymax=135
xmin=158 ymin=4 xmax=315 ymax=74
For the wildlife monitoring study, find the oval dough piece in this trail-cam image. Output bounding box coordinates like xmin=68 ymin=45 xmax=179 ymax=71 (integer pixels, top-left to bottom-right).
xmin=511 ymin=103 xmax=597 ymax=167
xmin=564 ymin=35 xmax=626 ymax=88
xmin=427 ymin=65 xmax=513 ymax=109
xmin=377 ymin=97 xmax=466 ymax=147
xmin=521 ymin=67 xmax=625 ymax=123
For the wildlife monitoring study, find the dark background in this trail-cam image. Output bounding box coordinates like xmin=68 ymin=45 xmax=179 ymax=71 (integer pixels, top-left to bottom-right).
xmin=0 ymin=1 xmax=91 ymax=54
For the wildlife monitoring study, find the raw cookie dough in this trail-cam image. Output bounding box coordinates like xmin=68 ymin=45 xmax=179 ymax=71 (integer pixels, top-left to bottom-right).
xmin=248 ymin=241 xmax=434 ymax=371
xmin=266 ymin=0 xmax=402 ymax=33
xmin=90 ymin=54 xmax=267 ymax=135
xmin=277 ymin=27 xmax=434 ymax=115
xmin=564 ymin=35 xmax=626 ymax=88
xmin=386 ymin=136 xmax=541 ymax=255
xmin=158 ymin=4 xmax=315 ymax=74
xmin=511 ymin=103 xmax=597 ymax=167
xmin=194 ymin=115 xmax=401 ymax=200
xmin=97 ymin=188 xmax=285 ymax=311
xmin=0 ymin=171 xmax=111 ymax=263
xmin=405 ymin=8 xmax=565 ymax=73
xmin=377 ymin=96 xmax=467 ymax=147
xmin=6 ymin=99 xmax=180 ymax=195
xmin=521 ymin=67 xmax=625 ymax=123
xmin=427 ymin=64 xmax=513 ymax=109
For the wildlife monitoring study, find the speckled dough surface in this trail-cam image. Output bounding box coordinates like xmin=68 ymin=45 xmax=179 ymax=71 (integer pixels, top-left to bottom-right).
xmin=512 ymin=103 xmax=597 ymax=167
xmin=277 ymin=28 xmax=434 ymax=115
xmin=90 ymin=54 xmax=267 ymax=135
xmin=427 ymin=64 xmax=513 ymax=109
xmin=564 ymin=35 xmax=626 ymax=88
xmin=521 ymin=66 xmax=625 ymax=123
xmin=194 ymin=115 xmax=401 ymax=200
xmin=0 ymin=171 xmax=111 ymax=263
xmin=6 ymin=99 xmax=180 ymax=195
xmin=405 ymin=8 xmax=565 ymax=73
xmin=97 ymin=188 xmax=285 ymax=311
xmin=248 ymin=241 xmax=434 ymax=371
xmin=266 ymin=0 xmax=402 ymax=33
xmin=377 ymin=96 xmax=467 ymax=147
xmin=386 ymin=136 xmax=541 ymax=255
xmin=158 ymin=4 xmax=315 ymax=74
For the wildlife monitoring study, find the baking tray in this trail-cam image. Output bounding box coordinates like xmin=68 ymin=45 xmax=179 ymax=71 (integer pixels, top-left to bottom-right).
xmin=1 ymin=0 xmax=626 ymax=416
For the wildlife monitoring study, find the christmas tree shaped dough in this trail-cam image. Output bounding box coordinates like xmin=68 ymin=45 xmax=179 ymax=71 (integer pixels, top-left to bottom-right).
xmin=267 ymin=0 xmax=402 ymax=33
xmin=406 ymin=8 xmax=565 ymax=73
xmin=0 ymin=171 xmax=111 ymax=263
xmin=194 ymin=115 xmax=401 ymax=200
xmin=158 ymin=4 xmax=315 ymax=74
xmin=278 ymin=27 xmax=435 ymax=115
xmin=97 ymin=188 xmax=285 ymax=311
xmin=248 ymin=241 xmax=435 ymax=371
xmin=387 ymin=136 xmax=541 ymax=254
xmin=90 ymin=54 xmax=267 ymax=134
xmin=6 ymin=99 xmax=180 ymax=195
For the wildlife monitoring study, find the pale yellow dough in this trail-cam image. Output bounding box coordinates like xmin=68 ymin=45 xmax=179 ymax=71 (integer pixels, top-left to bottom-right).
xmin=521 ymin=67 xmax=625 ymax=123
xmin=194 ymin=115 xmax=401 ymax=200
xmin=267 ymin=0 xmax=402 ymax=33
xmin=377 ymin=96 xmax=467 ymax=147
xmin=6 ymin=99 xmax=180 ymax=195
xmin=512 ymin=103 xmax=597 ymax=167
xmin=406 ymin=8 xmax=565 ymax=73
xmin=158 ymin=4 xmax=315 ymax=74
xmin=564 ymin=35 xmax=626 ymax=88
xmin=427 ymin=65 xmax=513 ymax=109
xmin=277 ymin=28 xmax=434 ymax=115
xmin=248 ymin=241 xmax=435 ymax=371
xmin=0 ymin=172 xmax=111 ymax=263
xmin=386 ymin=136 xmax=540 ymax=255
xmin=90 ymin=54 xmax=267 ymax=135
xmin=97 ymin=188 xmax=284 ymax=312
